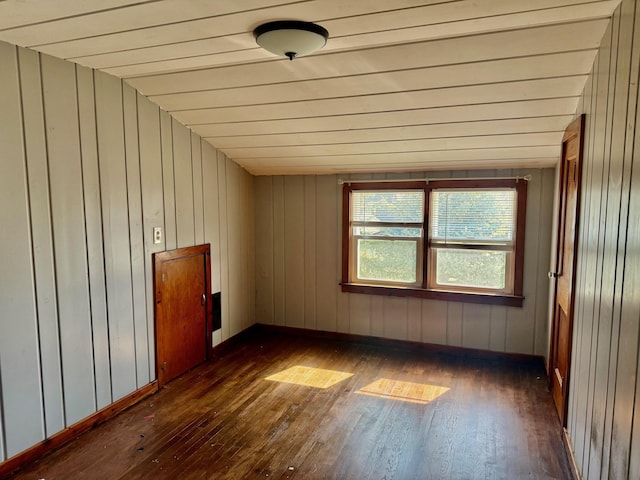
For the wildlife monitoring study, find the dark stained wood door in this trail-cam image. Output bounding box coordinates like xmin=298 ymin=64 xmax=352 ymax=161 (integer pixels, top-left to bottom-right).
xmin=549 ymin=114 xmax=584 ymax=425
xmin=154 ymin=244 xmax=212 ymax=386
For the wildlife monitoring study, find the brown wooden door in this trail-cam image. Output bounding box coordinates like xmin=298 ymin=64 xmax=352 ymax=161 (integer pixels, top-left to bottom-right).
xmin=549 ymin=114 xmax=584 ymax=426
xmin=154 ymin=245 xmax=212 ymax=386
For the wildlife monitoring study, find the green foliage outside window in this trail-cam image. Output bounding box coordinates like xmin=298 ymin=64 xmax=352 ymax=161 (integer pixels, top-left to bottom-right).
xmin=350 ymin=184 xmax=517 ymax=292
xmin=357 ymin=239 xmax=417 ymax=283
xmin=435 ymin=249 xmax=506 ymax=289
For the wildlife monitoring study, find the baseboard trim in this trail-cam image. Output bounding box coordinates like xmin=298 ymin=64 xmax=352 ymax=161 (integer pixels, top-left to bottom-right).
xmin=0 ymin=381 xmax=158 ymax=479
xmin=253 ymin=323 xmax=544 ymax=364
xmin=211 ymin=324 xmax=262 ymax=358
xmin=562 ymin=427 xmax=581 ymax=480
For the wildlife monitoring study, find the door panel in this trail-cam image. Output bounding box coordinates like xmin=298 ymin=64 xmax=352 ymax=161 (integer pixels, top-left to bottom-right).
xmin=154 ymin=244 xmax=211 ymax=386
xmin=549 ymin=115 xmax=584 ymax=426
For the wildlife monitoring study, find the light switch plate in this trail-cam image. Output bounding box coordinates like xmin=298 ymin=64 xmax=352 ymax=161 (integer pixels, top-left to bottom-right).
xmin=153 ymin=227 xmax=162 ymax=244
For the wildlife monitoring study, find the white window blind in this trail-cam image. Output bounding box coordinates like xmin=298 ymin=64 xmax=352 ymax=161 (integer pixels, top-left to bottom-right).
xmin=352 ymin=190 xmax=424 ymax=224
xmin=430 ymin=189 xmax=515 ymax=243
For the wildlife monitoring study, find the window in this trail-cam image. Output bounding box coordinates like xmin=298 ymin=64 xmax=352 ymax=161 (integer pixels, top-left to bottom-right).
xmin=350 ymin=188 xmax=424 ymax=287
xmin=342 ymin=179 xmax=527 ymax=307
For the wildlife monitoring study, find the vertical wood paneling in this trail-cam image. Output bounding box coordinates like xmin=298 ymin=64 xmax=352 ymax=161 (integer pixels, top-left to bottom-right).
xmin=226 ymin=159 xmax=244 ymax=336
xmin=564 ymin=2 xmax=640 ymax=479
xmin=304 ymin=176 xmax=317 ymax=330
xmin=245 ymin=170 xmax=256 ymax=333
xmin=611 ymin=2 xmax=640 ymax=477
xmin=0 ymin=41 xmax=44 ymax=458
xmin=370 ymin=296 xmax=384 ymax=338
xmin=421 ymin=299 xmax=447 ymax=345
xmin=407 ymin=298 xmax=422 ymax=341
xmin=18 ymin=47 xmax=65 ymax=435
xmin=447 ymin=303 xmax=463 ymax=347
xmin=272 ymin=176 xmax=285 ymax=327
xmin=95 ymin=70 xmax=137 ymax=402
xmin=123 ymin=83 xmax=149 ymax=388
xmin=348 ymin=294 xmax=371 ymax=336
xmin=1 ymin=43 xmax=257 ymax=463
xmin=462 ymin=304 xmax=490 ymax=350
xmin=137 ymin=92 xmax=163 ymax=376
xmin=42 ymin=55 xmax=96 ymax=423
xmin=580 ymin=29 xmax=612 ymax=477
xmin=216 ymin=151 xmax=230 ymax=339
xmin=315 ymin=175 xmax=338 ymax=332
xmin=590 ymin=10 xmax=629 ymax=478
xmin=284 ymin=176 xmax=305 ymax=328
xmin=600 ymin=4 xmax=636 ymax=476
xmin=76 ymin=65 xmax=111 ymax=409
xmin=172 ymin=119 xmax=195 ymax=248
xmin=626 ymin=109 xmax=640 ymax=479
xmin=382 ymin=297 xmax=408 ymax=340
xmin=192 ymin=133 xmax=205 ymax=246
xmin=489 ymin=305 xmax=508 ymax=351
xmin=226 ymin=159 xmax=240 ymax=335
xmin=570 ymin=60 xmax=597 ymax=469
xmin=202 ymin=142 xmax=220 ymax=296
xmin=160 ymin=111 xmax=177 ymax=250
xmin=588 ymin=11 xmax=620 ymax=478
xmin=535 ymin=168 xmax=556 ymax=356
xmin=254 ymin=176 xmax=274 ymax=325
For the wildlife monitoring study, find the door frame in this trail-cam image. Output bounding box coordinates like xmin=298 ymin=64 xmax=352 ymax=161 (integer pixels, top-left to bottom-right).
xmin=548 ymin=114 xmax=585 ymax=425
xmin=153 ymin=244 xmax=213 ymax=385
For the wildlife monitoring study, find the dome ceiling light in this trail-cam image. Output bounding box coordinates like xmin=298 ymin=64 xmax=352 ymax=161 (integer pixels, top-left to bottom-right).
xmin=253 ymin=20 xmax=329 ymax=61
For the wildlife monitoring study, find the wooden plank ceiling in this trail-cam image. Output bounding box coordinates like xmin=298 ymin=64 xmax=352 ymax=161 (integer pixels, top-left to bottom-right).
xmin=0 ymin=0 xmax=620 ymax=175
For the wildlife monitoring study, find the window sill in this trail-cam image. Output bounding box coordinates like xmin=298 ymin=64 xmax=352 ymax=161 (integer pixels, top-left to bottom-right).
xmin=341 ymin=283 xmax=524 ymax=307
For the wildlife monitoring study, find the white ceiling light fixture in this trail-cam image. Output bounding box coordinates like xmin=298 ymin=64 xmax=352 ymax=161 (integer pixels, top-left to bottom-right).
xmin=254 ymin=20 xmax=329 ymax=61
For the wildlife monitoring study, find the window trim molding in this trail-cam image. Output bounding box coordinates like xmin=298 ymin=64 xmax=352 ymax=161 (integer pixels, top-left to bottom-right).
xmin=341 ymin=178 xmax=527 ymax=308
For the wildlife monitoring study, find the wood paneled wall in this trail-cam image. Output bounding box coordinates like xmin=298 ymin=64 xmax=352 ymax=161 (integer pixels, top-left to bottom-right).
xmin=254 ymin=168 xmax=555 ymax=356
xmin=0 ymin=43 xmax=254 ymax=462
xmin=566 ymin=0 xmax=640 ymax=478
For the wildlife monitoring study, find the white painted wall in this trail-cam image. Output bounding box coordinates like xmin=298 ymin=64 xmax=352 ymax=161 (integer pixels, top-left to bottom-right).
xmin=0 ymin=43 xmax=254 ymax=461
xmin=254 ymin=168 xmax=555 ymax=356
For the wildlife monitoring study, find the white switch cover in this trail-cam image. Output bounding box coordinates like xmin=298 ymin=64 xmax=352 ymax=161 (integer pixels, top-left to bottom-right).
xmin=153 ymin=227 xmax=162 ymax=244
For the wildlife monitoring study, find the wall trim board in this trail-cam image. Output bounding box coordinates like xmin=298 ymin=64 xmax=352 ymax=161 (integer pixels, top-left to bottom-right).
xmin=210 ymin=323 xmax=262 ymax=358
xmin=563 ymin=427 xmax=581 ymax=480
xmin=0 ymin=381 xmax=158 ymax=479
xmin=253 ymin=323 xmax=546 ymax=365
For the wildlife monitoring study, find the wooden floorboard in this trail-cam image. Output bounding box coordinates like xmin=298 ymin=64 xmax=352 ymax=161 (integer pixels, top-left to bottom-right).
xmin=7 ymin=329 xmax=572 ymax=479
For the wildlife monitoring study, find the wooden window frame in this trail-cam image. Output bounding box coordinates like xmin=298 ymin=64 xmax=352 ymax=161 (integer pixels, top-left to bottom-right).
xmin=341 ymin=179 xmax=527 ymax=307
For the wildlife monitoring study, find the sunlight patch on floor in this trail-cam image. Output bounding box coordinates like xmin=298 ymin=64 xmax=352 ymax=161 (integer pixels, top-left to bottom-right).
xmin=265 ymin=365 xmax=354 ymax=389
xmin=356 ymin=378 xmax=449 ymax=404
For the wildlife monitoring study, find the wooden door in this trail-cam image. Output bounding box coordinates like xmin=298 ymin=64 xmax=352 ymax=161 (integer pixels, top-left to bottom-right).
xmin=549 ymin=114 xmax=584 ymax=426
xmin=154 ymin=244 xmax=212 ymax=386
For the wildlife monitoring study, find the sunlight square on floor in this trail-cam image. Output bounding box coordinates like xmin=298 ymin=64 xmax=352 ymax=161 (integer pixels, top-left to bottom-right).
xmin=356 ymin=378 xmax=449 ymax=404
xmin=265 ymin=365 xmax=354 ymax=389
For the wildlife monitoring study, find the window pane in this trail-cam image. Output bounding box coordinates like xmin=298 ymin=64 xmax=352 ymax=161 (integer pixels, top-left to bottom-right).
xmin=353 ymin=226 xmax=422 ymax=238
xmin=435 ymin=249 xmax=506 ymax=290
xmin=431 ymin=190 xmax=515 ymax=242
xmin=357 ymin=239 xmax=418 ymax=283
xmin=352 ymin=190 xmax=423 ymax=223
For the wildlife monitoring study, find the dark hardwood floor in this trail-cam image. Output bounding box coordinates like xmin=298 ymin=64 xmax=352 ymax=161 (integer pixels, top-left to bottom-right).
xmin=8 ymin=328 xmax=571 ymax=479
